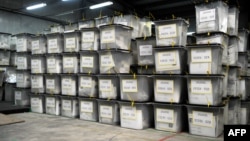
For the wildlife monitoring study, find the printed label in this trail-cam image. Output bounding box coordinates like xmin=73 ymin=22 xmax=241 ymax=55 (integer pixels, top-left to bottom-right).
xmin=46 ymin=97 xmax=55 ymax=108
xmin=158 ymin=24 xmax=177 ymax=39
xmin=47 ymin=58 xmax=56 ymax=69
xmin=191 ymin=48 xmax=212 ymax=63
xmin=48 ymin=39 xmax=58 ymax=49
xmin=192 ymin=111 xmax=213 ymax=127
xmin=100 ymin=55 xmax=114 ymax=67
xmin=80 ymin=77 xmax=92 ymax=88
xmin=80 ymin=101 xmax=93 ymax=113
xmin=158 ymin=51 xmax=176 ymax=66
xmin=15 ymin=91 xmax=22 ymax=100
xmin=200 ymin=9 xmax=215 ymax=22
xmin=156 ymin=80 xmax=174 ymax=93
xmin=100 ymin=106 xmax=112 ymax=118
xmin=17 ymin=38 xmax=26 ymax=51
xmin=62 ymin=100 xmax=71 ymax=111
xmin=46 ymin=79 xmax=55 ymax=89
xmin=121 ymin=106 xmax=137 ymax=119
xmin=63 ymin=57 xmax=74 ymax=68
xmin=31 ymin=76 xmax=43 ymax=88
xmin=99 ymin=80 xmax=112 ymax=91
xmin=156 ymin=108 xmax=174 ymax=123
xmin=32 ymin=40 xmax=40 ymax=50
xmin=31 ymin=98 xmax=40 ymax=107
xmin=191 ymin=79 xmax=212 ymax=94
xmin=101 ymin=29 xmax=115 ymax=43
xmin=66 ymin=38 xmax=76 ymax=49
xmin=139 ymin=45 xmax=153 ymax=56
xmin=62 ymin=79 xmax=72 ymax=89
xmin=31 ymin=60 xmax=41 ymax=71
xmin=16 ymin=73 xmax=24 ymax=82
xmin=81 ymin=57 xmax=93 ymax=68
xmin=17 ymin=57 xmax=27 ymax=69
xmin=82 ymin=31 xmax=95 ymax=42
xmin=122 ymin=79 xmax=138 ymax=92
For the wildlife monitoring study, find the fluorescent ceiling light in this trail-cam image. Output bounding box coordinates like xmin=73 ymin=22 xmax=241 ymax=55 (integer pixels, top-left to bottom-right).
xmin=90 ymin=1 xmax=113 ymax=9
xmin=26 ymin=3 xmax=47 ymax=10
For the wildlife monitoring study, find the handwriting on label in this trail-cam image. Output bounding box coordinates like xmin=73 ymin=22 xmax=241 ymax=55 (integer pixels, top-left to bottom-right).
xmin=48 ymin=39 xmax=57 ymax=49
xmin=121 ymin=106 xmax=137 ymax=119
xmin=81 ymin=101 xmax=93 ymax=113
xmin=191 ymin=79 xmax=212 ymax=94
xmin=63 ymin=100 xmax=71 ymax=110
xmin=192 ymin=111 xmax=213 ymax=127
xmin=82 ymin=31 xmax=95 ymax=42
xmin=100 ymin=106 xmax=112 ymax=118
xmin=101 ymin=55 xmax=114 ymax=67
xmin=47 ymin=58 xmax=56 ymax=69
xmin=81 ymin=77 xmax=92 ymax=88
xmin=15 ymin=91 xmax=22 ymax=100
xmin=66 ymin=38 xmax=76 ymax=49
xmin=122 ymin=79 xmax=138 ymax=92
xmin=63 ymin=57 xmax=74 ymax=68
xmin=199 ymin=9 xmax=215 ymax=22
xmin=158 ymin=24 xmax=177 ymax=39
xmin=101 ymin=30 xmax=115 ymax=43
xmin=81 ymin=57 xmax=93 ymax=68
xmin=139 ymin=45 xmax=153 ymax=56
xmin=46 ymin=79 xmax=55 ymax=89
xmin=32 ymin=40 xmax=40 ymax=50
xmin=156 ymin=108 xmax=174 ymax=123
xmin=99 ymin=80 xmax=112 ymax=91
xmin=62 ymin=79 xmax=72 ymax=89
xmin=158 ymin=51 xmax=176 ymax=66
xmin=156 ymin=80 xmax=174 ymax=93
xmin=191 ymin=48 xmax=212 ymax=63
xmin=46 ymin=97 xmax=55 ymax=108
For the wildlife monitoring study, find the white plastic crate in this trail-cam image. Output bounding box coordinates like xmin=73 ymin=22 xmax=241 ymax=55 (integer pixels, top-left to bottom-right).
xmin=0 ymin=50 xmax=10 ymax=65
xmin=97 ymin=75 xmax=119 ymax=100
xmin=95 ymin=16 xmax=112 ymax=28
xmin=80 ymin=28 xmax=99 ymax=51
xmin=187 ymin=75 xmax=224 ymax=106
xmin=10 ymin=35 xmax=17 ymax=51
xmin=63 ymin=31 xmax=80 ymax=52
xmin=222 ymin=66 xmax=228 ymax=97
xmin=228 ymin=98 xmax=241 ymax=124
xmin=238 ymin=77 xmax=250 ymax=100
xmin=80 ymin=51 xmax=99 ymax=74
xmin=16 ymin=33 xmax=33 ymax=52
xmin=31 ymin=55 xmax=46 ymax=74
xmin=30 ymin=94 xmax=45 ymax=113
xmin=238 ymin=52 xmax=248 ymax=76
xmin=62 ymin=53 xmax=79 ymax=73
xmin=79 ymin=97 xmax=98 ymax=121
xmin=227 ymin=66 xmax=240 ymax=97
xmin=154 ymin=18 xmax=188 ymax=47
xmin=16 ymin=52 xmax=31 ymax=70
xmin=31 ymin=35 xmax=47 ymax=54
xmin=78 ymin=19 xmax=95 ymax=29
xmin=78 ymin=75 xmax=98 ymax=97
xmin=31 ymin=74 xmax=45 ymax=93
xmin=119 ymin=101 xmax=153 ymax=129
xmin=240 ymin=101 xmax=250 ymax=124
xmin=4 ymin=83 xmax=15 ymax=101
xmin=195 ymin=1 xmax=228 ymax=33
xmin=238 ymin=29 xmax=249 ymax=52
xmin=228 ymin=36 xmax=239 ymax=65
xmin=119 ymin=75 xmax=153 ymax=102
xmin=227 ymin=7 xmax=239 ymax=36
xmin=61 ymin=96 xmax=79 ymax=118
xmin=10 ymin=51 xmax=17 ymax=66
xmin=136 ymin=37 xmax=156 ymax=65
xmin=46 ymin=33 xmax=63 ymax=54
xmin=154 ymin=75 xmax=187 ymax=103
xmin=46 ymin=54 xmax=62 ymax=74
xmin=0 ymin=32 xmax=11 ymax=50
xmin=45 ymin=74 xmax=61 ymax=95
xmin=45 ymin=95 xmax=61 ymax=116
xmin=16 ymin=70 xmax=30 ymax=88
xmin=50 ymin=24 xmax=64 ymax=33
xmin=61 ymin=74 xmax=77 ymax=96
xmin=14 ymin=88 xmax=30 ymax=106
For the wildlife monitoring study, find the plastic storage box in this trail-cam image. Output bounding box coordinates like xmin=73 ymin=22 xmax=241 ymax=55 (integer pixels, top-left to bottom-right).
xmin=187 ymin=45 xmax=223 ymax=74
xmin=46 ymin=54 xmax=62 ymax=73
xmin=240 ymin=101 xmax=250 ymax=124
xmin=0 ymin=71 xmax=4 ymax=86
xmin=10 ymin=35 xmax=17 ymax=51
xmin=46 ymin=33 xmax=63 ymax=53
xmin=228 ymin=36 xmax=239 ymax=65
xmin=79 ymin=97 xmax=98 ymax=121
xmin=99 ymin=50 xmax=133 ymax=74
xmin=31 ymin=74 xmax=45 ymax=93
xmin=61 ymin=74 xmax=77 ymax=96
xmin=195 ymin=1 xmax=228 ymax=33
xmin=238 ymin=52 xmax=248 ymax=76
xmin=153 ymin=103 xmax=185 ymax=132
xmin=31 ymin=35 xmax=47 ymax=54
xmin=16 ymin=52 xmax=31 ymax=70
xmin=97 ymin=75 xmax=119 ymax=100
xmin=78 ymin=74 xmax=98 ymax=97
xmin=238 ymin=77 xmax=250 ymax=100
xmin=50 ymin=24 xmax=64 ymax=33
xmin=4 ymin=83 xmax=15 ymax=101
xmin=0 ymin=32 xmax=11 ymax=50
xmin=0 ymin=87 xmax=3 ymax=101
xmin=80 ymin=28 xmax=99 ymax=51
xmin=119 ymin=101 xmax=153 ymax=130
xmin=136 ymin=65 xmax=155 ymax=75
xmin=227 ymin=66 xmax=240 ymax=97
xmin=154 ymin=47 xmax=187 ymax=74
xmin=16 ymin=70 xmax=31 ymax=88
xmin=154 ymin=18 xmax=188 ymax=47
xmin=31 ymin=55 xmax=46 ymax=73
xmin=228 ymin=98 xmax=241 ymax=124
xmin=45 ymin=74 xmax=61 ymax=95
xmin=238 ymin=29 xmax=249 ymax=52
xmin=119 ymin=75 xmax=153 ymax=102
xmin=80 ymin=51 xmax=99 ymax=74
xmin=62 ymin=53 xmax=79 ymax=73
xmin=136 ymin=37 xmax=156 ymax=65
xmin=61 ymin=96 xmax=79 ymax=118
xmin=187 ymin=75 xmax=224 ymax=106
xmin=10 ymin=51 xmax=17 ymax=66
xmin=186 ymin=104 xmax=224 ymax=137
xmin=45 ymin=95 xmax=61 ymax=116
xmin=97 ymin=99 xmax=120 ymax=125
xmin=16 ymin=33 xmax=33 ymax=52
xmin=139 ymin=17 xmax=152 ymax=38
xmin=4 ymin=67 xmax=16 ymax=83
xmin=222 ymin=66 xmax=229 ymax=97
xmin=63 ymin=31 xmax=80 ymax=52
xmin=0 ymin=50 xmax=10 ymax=65
xmin=154 ymin=75 xmax=187 ymax=103
xmin=95 ymin=16 xmax=112 ymax=28
xmin=30 ymin=94 xmax=45 ymax=113
xmin=227 ymin=7 xmax=239 ymax=36
xmin=78 ymin=19 xmax=95 ymax=29
xmin=64 ymin=23 xmax=78 ymax=32
xmin=14 ymin=88 xmax=30 ymax=106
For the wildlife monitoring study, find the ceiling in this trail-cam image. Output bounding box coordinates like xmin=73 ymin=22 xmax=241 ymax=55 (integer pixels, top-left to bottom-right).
xmin=0 ymin=0 xmax=248 ymax=25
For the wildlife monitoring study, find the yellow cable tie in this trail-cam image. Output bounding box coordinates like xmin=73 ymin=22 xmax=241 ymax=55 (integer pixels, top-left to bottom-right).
xmin=171 ymin=42 xmax=175 ymax=47
xmin=208 ymin=41 xmax=210 ymax=45
xmin=109 ymin=16 xmax=114 ymax=25
xmin=206 ymin=97 xmax=210 ymax=107
xmin=133 ymin=73 xmax=136 ymax=79
xmin=205 ymin=0 xmax=208 ymax=3
xmin=172 ymin=14 xmax=175 ymax=19
xmin=131 ymin=101 xmax=135 ymax=107
xmin=144 ymin=35 xmax=146 ymax=40
xmin=108 ymin=69 xmax=111 ymax=74
xmin=207 ymin=32 xmax=210 ymax=36
xmin=207 ymin=70 xmax=210 ymax=76
xmin=170 ymin=71 xmax=172 ymax=76
xmin=145 ymin=65 xmax=148 ymax=70
xmin=170 ymin=98 xmax=173 ymax=104
xmin=88 ymin=71 xmax=91 ymax=75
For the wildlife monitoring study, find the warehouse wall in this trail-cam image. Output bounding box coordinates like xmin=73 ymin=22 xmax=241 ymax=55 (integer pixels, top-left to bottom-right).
xmin=0 ymin=10 xmax=56 ymax=35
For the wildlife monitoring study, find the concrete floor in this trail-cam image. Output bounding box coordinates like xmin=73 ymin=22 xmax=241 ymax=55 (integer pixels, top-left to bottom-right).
xmin=0 ymin=113 xmax=223 ymax=141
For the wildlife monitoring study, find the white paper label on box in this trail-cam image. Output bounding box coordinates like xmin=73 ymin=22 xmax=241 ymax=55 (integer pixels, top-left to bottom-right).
xmin=100 ymin=106 xmax=112 ymax=118
xmin=100 ymin=55 xmax=115 ymax=67
xmin=158 ymin=51 xmax=176 ymax=66
xmin=66 ymin=38 xmax=76 ymax=49
xmin=31 ymin=98 xmax=40 ymax=107
xmin=121 ymin=106 xmax=137 ymax=119
xmin=62 ymin=100 xmax=71 ymax=111
xmin=99 ymin=80 xmax=112 ymax=91
xmin=82 ymin=32 xmax=95 ymax=42
xmin=158 ymin=24 xmax=177 ymax=39
xmin=48 ymin=39 xmax=58 ymax=49
xmin=122 ymin=79 xmax=138 ymax=92
xmin=139 ymin=45 xmax=153 ymax=56
xmin=47 ymin=97 xmax=55 ymax=108
xmin=17 ymin=57 xmax=27 ymax=69
xmin=63 ymin=57 xmax=74 ymax=68
xmin=192 ymin=111 xmax=213 ymax=127
xmin=191 ymin=48 xmax=212 ymax=63
xmin=156 ymin=80 xmax=174 ymax=94
xmin=31 ymin=60 xmax=41 ymax=71
xmin=46 ymin=79 xmax=55 ymax=89
xmin=101 ymin=29 xmax=115 ymax=43
xmin=80 ymin=101 xmax=93 ymax=113
xmin=191 ymin=79 xmax=212 ymax=94
xmin=47 ymin=58 xmax=56 ymax=69
xmin=17 ymin=38 xmax=27 ymax=51
xmin=81 ymin=57 xmax=93 ymax=68
xmin=81 ymin=77 xmax=92 ymax=88
xmin=62 ymin=79 xmax=72 ymax=89
xmin=15 ymin=91 xmax=22 ymax=100
xmin=156 ymin=108 xmax=174 ymax=123
xmin=200 ymin=9 xmax=215 ymax=22
xmin=16 ymin=73 xmax=24 ymax=82
xmin=31 ymin=76 xmax=43 ymax=88
xmin=32 ymin=40 xmax=39 ymax=50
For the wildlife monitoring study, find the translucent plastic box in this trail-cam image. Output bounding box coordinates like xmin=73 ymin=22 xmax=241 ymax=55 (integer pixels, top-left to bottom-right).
xmin=186 ymin=104 xmax=224 ymax=137
xmin=45 ymin=95 xmax=61 ymax=116
xmin=64 ymin=23 xmax=78 ymax=32
xmin=0 ymin=50 xmax=10 ymax=65
xmin=79 ymin=97 xmax=98 ymax=121
xmin=222 ymin=66 xmax=228 ymax=97
xmin=238 ymin=29 xmax=249 ymax=52
xmin=238 ymin=52 xmax=248 ymax=76
xmin=136 ymin=65 xmax=155 ymax=75
xmin=15 ymin=33 xmax=33 ymax=52
xmin=16 ymin=70 xmax=31 ymax=88
xmin=187 ymin=45 xmax=223 ymax=74
xmin=14 ymin=88 xmax=30 ymax=106
xmin=31 ymin=55 xmax=46 ymax=74
xmin=99 ymin=50 xmax=133 ymax=74
xmin=153 ymin=103 xmax=185 ymax=132
xmin=46 ymin=54 xmax=62 ymax=73
xmin=10 ymin=51 xmax=17 ymax=66
xmin=228 ymin=36 xmax=239 ymax=65
xmin=63 ymin=31 xmax=80 ymax=52
xmin=78 ymin=19 xmax=95 ymax=29
xmin=45 ymin=74 xmax=61 ymax=95
xmin=0 ymin=32 xmax=11 ymax=50
xmin=78 ymin=75 xmax=98 ymax=97
xmin=62 ymin=53 xmax=79 ymax=73
xmin=240 ymin=101 xmax=250 ymax=124
xmin=228 ymin=98 xmax=241 ymax=124
xmin=97 ymin=99 xmax=120 ymax=125
xmin=80 ymin=51 xmax=99 ymax=74
xmin=97 ymin=75 xmax=119 ymax=100
xmin=154 ymin=47 xmax=187 ymax=74
xmin=154 ymin=75 xmax=187 ymax=103
xmin=61 ymin=74 xmax=77 ymax=96
xmin=31 ymin=35 xmax=47 ymax=54
xmin=80 ymin=28 xmax=99 ymax=51
xmin=95 ymin=16 xmax=112 ymax=28
xmin=227 ymin=66 xmax=240 ymax=97
xmin=139 ymin=17 xmax=152 ymax=38
xmin=4 ymin=83 xmax=15 ymax=101
xmin=238 ymin=77 xmax=250 ymax=100
xmin=46 ymin=33 xmax=63 ymax=54
xmin=0 ymin=71 xmax=4 ymax=86
xmin=31 ymin=74 xmax=45 ymax=93
xmin=136 ymin=37 xmax=156 ymax=65
xmin=227 ymin=7 xmax=239 ymax=36
xmin=30 ymin=94 xmax=45 ymax=113
xmin=100 ymin=24 xmax=132 ymax=50
xmin=50 ymin=24 xmax=64 ymax=33
xmin=10 ymin=35 xmax=17 ymax=51
xmin=16 ymin=52 xmax=31 ymax=70
xmin=119 ymin=101 xmax=153 ymax=129
xmin=119 ymin=75 xmax=153 ymax=102
xmin=60 ymin=96 xmax=79 ymax=118
xmin=4 ymin=67 xmax=16 ymax=83
xmin=187 ymin=75 xmax=224 ymax=106
xmin=154 ymin=18 xmax=188 ymax=47
xmin=195 ymin=1 xmax=228 ymax=33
